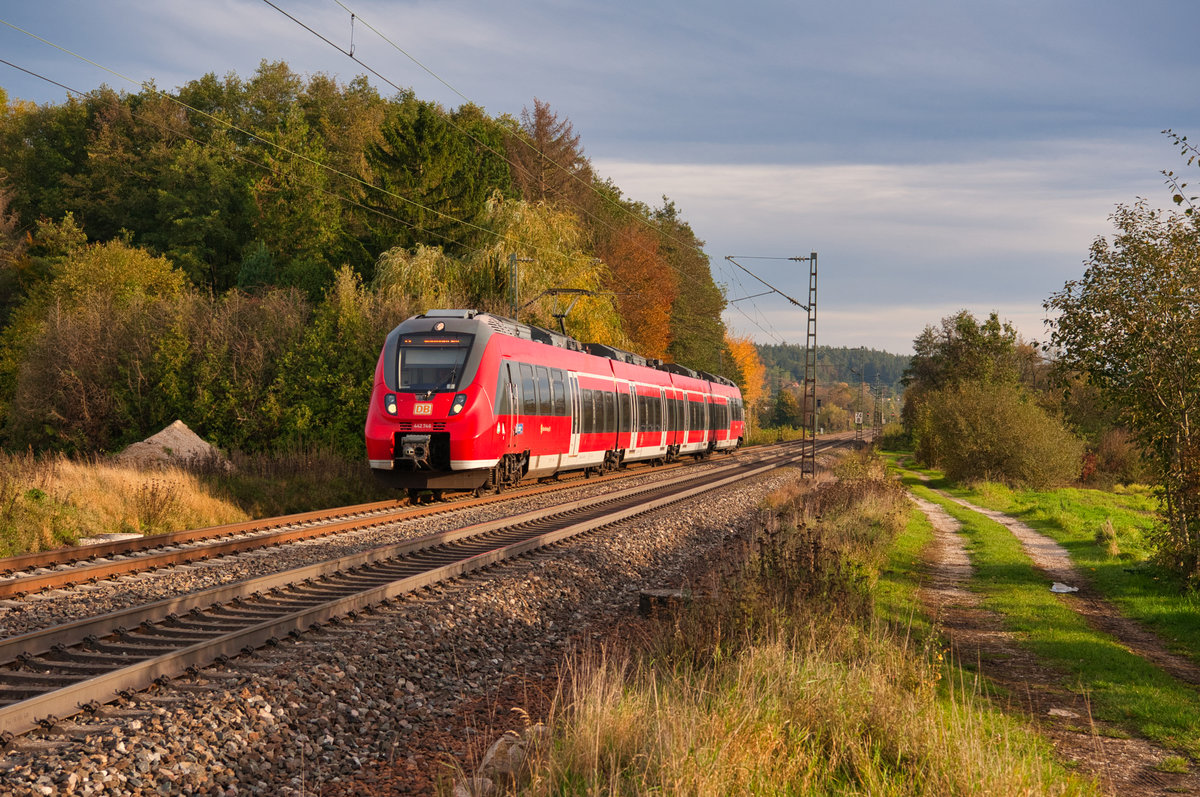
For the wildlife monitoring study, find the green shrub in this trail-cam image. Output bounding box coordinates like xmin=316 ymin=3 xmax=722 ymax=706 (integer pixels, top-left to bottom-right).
xmin=912 ymin=380 xmax=1083 ymax=488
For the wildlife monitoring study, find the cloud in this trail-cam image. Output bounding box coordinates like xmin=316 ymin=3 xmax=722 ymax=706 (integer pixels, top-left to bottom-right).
xmin=755 ymin=302 xmax=1055 ymax=356
xmin=595 ymin=134 xmax=1177 ymax=352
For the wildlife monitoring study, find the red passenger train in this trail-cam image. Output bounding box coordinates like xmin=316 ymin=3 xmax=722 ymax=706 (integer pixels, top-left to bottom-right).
xmin=364 ymin=310 xmax=745 ymax=498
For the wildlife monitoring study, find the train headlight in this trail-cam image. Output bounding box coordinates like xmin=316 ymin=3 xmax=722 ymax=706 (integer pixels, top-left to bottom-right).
xmin=385 ymin=393 xmax=398 ymax=415
xmin=448 ymin=392 xmax=468 ymax=416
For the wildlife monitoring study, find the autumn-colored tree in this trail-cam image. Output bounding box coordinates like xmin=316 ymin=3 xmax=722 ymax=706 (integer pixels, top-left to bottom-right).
xmin=726 ymin=335 xmax=766 ymax=423
xmin=654 ymin=200 xmax=729 ymax=376
xmin=506 ymin=98 xmax=593 ymax=210
xmin=598 ymin=223 xmax=675 ymax=359
xmin=476 ymin=195 xmax=627 ymax=347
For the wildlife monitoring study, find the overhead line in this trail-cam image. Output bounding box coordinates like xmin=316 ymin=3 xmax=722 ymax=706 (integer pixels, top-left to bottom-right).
xmin=725 ymin=255 xmax=809 ymax=310
xmin=2 ymin=16 xmax=782 ymax=350
xmin=0 ymin=17 xmax=585 ymax=267
xmin=258 ymin=0 xmax=700 ymax=299
xmin=324 ymin=0 xmax=797 ymax=348
xmin=314 ymin=1 xmax=721 ymax=281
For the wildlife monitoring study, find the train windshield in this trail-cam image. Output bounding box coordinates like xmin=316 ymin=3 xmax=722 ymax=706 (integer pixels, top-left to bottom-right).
xmin=398 ymin=333 xmax=474 ymax=392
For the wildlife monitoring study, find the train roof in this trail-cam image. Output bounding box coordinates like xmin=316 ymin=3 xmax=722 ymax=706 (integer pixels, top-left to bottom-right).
xmin=412 ymin=310 xmax=738 ymax=389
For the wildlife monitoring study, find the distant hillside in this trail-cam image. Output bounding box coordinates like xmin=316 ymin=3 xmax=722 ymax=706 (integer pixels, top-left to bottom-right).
xmin=756 ymin=343 xmax=910 ymax=393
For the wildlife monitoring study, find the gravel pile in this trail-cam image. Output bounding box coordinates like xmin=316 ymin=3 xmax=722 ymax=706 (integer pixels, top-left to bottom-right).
xmin=0 ymin=459 xmax=818 ymax=796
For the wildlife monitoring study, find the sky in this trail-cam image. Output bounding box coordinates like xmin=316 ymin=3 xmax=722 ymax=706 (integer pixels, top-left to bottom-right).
xmin=3 ymin=0 xmax=1199 ymax=354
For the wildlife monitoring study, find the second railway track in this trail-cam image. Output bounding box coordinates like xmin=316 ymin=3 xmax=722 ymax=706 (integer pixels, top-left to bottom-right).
xmin=0 ymin=453 xmax=701 ymax=600
xmin=0 ymin=438 xmax=843 ymax=741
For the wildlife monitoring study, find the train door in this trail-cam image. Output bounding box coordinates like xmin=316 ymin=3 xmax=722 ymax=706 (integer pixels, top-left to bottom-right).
xmin=496 ymin=361 xmax=518 ymax=453
xmin=628 ymin=383 xmax=639 ymax=452
xmin=568 ymin=372 xmax=581 ymax=457
xmin=704 ymin=395 xmax=712 ymax=445
xmin=662 ymin=391 xmax=672 ymax=451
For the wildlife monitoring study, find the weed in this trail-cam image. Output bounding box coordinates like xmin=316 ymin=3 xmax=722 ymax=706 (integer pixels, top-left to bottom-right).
xmin=1096 ymin=517 xmax=1120 ymax=558
xmin=1156 ymin=756 xmax=1190 ymax=774
xmin=519 ymin=452 xmax=1094 ymax=795
xmin=0 ymin=451 xmax=247 ymax=555
xmin=133 ymin=479 xmax=181 ymax=533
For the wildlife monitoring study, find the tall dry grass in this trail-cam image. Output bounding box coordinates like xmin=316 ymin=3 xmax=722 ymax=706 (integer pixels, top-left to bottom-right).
xmin=0 ymin=451 xmax=247 ymax=556
xmin=519 ymin=451 xmax=1094 ymax=795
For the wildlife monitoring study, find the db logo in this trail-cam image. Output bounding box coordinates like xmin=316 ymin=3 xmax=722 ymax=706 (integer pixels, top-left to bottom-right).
xmin=413 ymin=403 xmax=433 ymax=415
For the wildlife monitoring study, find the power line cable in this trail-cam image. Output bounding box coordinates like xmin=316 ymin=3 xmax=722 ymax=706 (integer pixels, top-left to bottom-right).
xmin=0 ymin=17 xmax=590 ymax=268
xmin=0 ymin=57 xmax=494 ymax=259
xmin=324 ymin=0 xmax=715 ymax=268
xmin=265 ymin=0 xmax=702 ymax=293
xmin=0 ymin=18 xmax=770 ymax=352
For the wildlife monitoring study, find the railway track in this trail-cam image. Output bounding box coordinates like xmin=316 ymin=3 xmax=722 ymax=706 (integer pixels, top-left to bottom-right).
xmin=0 ymin=436 xmax=854 ymax=739
xmin=0 ymin=438 xmax=848 ymax=742
xmin=0 ymin=455 xmax=694 ymax=600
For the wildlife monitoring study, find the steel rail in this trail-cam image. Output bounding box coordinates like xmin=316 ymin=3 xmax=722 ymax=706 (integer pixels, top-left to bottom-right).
xmin=0 ymin=456 xmax=699 ymax=598
xmin=0 ymin=443 xmax=828 ymax=739
xmin=0 ymin=447 xmax=806 ymax=667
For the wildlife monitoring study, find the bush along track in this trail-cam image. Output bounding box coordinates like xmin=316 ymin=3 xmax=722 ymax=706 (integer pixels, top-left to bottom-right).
xmin=890 ymin=456 xmax=1200 ymax=792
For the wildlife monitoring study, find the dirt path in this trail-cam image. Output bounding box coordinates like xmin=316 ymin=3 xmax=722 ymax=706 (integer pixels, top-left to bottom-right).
xmin=940 ymin=492 xmax=1200 ymax=688
xmin=909 ymin=494 xmax=1200 ymax=796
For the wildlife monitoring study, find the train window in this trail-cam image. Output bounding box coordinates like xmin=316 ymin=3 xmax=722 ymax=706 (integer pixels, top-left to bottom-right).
xmin=581 ymin=388 xmax=594 ymax=434
xmin=520 ymin=363 xmax=536 ymax=415
xmin=710 ymin=400 xmax=724 ymax=431
xmin=619 ymin=390 xmax=632 ymax=433
xmin=398 ymin=333 xmax=474 ymax=392
xmin=536 ymin=366 xmax=551 ymax=416
xmin=551 ymin=369 xmax=567 ymax=416
xmin=604 ymin=390 xmax=616 ymax=434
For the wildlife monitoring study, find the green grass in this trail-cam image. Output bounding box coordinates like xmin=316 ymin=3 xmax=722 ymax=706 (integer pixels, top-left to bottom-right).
xmin=943 ymin=481 xmax=1200 ymax=668
xmin=908 ymin=481 xmax=1200 ymax=758
xmin=882 ymin=447 xmax=1200 ymax=671
xmin=875 ymin=499 xmax=937 ymax=636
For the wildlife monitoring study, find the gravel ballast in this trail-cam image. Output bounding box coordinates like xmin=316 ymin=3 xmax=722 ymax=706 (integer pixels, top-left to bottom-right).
xmin=0 ymin=460 xmax=811 ymax=796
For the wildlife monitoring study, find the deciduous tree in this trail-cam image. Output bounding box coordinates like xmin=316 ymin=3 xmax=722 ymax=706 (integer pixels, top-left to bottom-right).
xmin=1047 ymin=200 xmax=1200 ymax=579
xmin=726 ymin=335 xmax=766 ymax=422
xmin=598 ymin=223 xmax=675 ymax=359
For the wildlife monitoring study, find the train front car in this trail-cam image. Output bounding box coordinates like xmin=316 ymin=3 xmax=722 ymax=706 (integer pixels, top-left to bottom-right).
xmin=365 ymin=310 xmax=499 ymax=496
